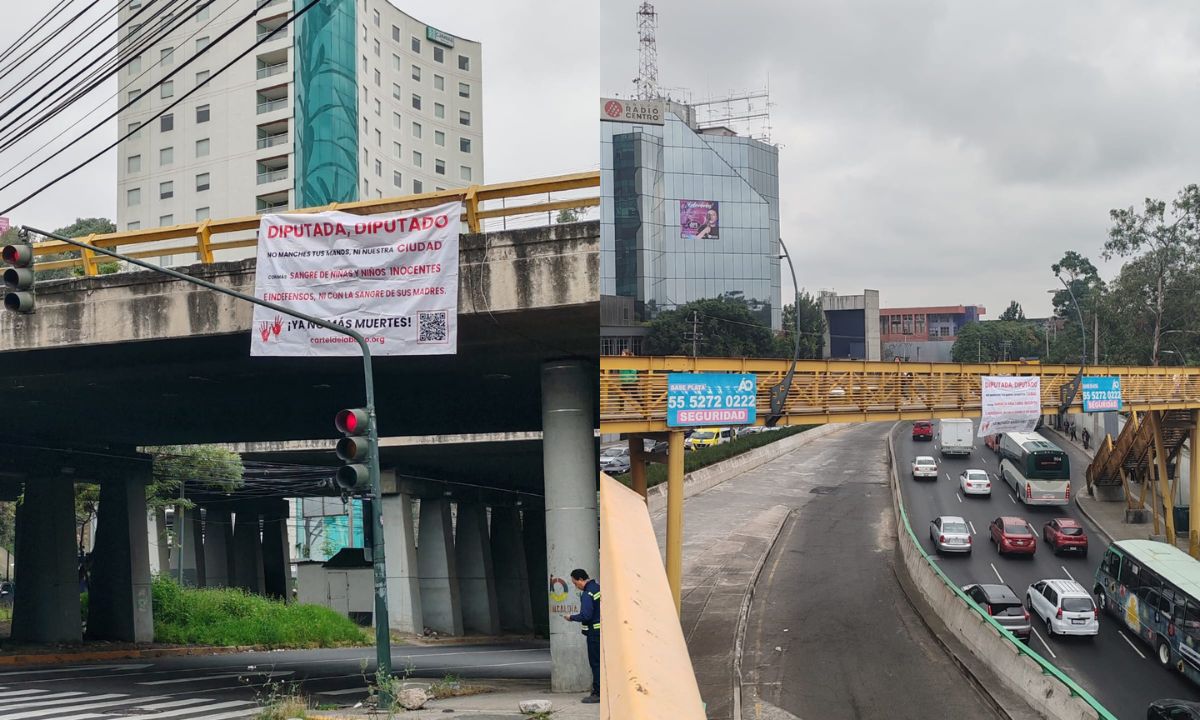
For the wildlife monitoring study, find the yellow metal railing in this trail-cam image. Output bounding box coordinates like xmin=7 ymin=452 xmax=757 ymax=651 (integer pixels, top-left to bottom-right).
xmin=33 ymin=171 xmax=599 ymax=276
xmin=600 ymin=356 xmax=1200 ymax=433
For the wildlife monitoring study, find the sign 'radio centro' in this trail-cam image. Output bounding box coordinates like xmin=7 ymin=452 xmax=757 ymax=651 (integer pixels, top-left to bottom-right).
xmin=667 ymin=373 xmax=757 ymax=427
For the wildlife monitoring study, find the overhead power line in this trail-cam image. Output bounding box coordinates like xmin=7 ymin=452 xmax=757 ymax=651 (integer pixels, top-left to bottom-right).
xmin=0 ymin=0 xmax=319 ymax=216
xmin=0 ymin=0 xmax=75 ymax=75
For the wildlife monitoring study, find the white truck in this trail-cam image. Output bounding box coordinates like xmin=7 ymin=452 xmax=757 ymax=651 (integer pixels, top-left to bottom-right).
xmin=939 ymin=418 xmax=975 ymax=457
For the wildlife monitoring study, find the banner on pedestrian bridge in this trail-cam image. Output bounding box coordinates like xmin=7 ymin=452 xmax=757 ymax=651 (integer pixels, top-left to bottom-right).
xmin=978 ymin=375 xmax=1042 ymax=437
xmin=251 ymin=202 xmax=460 ymax=357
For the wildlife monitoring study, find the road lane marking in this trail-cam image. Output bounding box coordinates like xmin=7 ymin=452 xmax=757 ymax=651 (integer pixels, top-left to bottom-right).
xmin=1118 ymin=630 xmax=1147 ymax=659
xmin=132 ymin=698 xmax=213 ymax=711
xmin=319 ymin=687 xmax=371 ymax=696
xmin=990 ymin=563 xmax=1004 ymax=583
xmin=125 ymin=700 xmax=255 ymax=718
xmin=0 ymin=690 xmax=47 ymax=699
xmin=969 ymin=521 xmax=977 ymax=535
xmin=945 ymin=473 xmax=952 ymax=482
xmin=139 ymin=671 xmax=294 ymax=686
xmin=0 ymin=664 xmax=152 ymax=677
xmin=0 ymin=695 xmax=153 ymax=719
xmin=1032 ymin=629 xmax=1057 ymax=659
xmin=1008 ymin=493 xmax=1016 ymax=504
xmin=956 ymin=492 xmax=962 ymax=503
xmin=0 ymin=692 xmax=90 ymax=709
xmin=1061 ymin=566 xmax=1075 ymax=582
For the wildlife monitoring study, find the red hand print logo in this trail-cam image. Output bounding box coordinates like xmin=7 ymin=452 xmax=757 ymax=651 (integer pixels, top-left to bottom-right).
xmin=259 ymin=321 xmax=271 ymax=342
xmin=272 ymin=315 xmax=283 ymax=337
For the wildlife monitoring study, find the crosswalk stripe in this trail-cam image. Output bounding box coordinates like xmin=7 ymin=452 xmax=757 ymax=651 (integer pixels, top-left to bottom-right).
xmin=0 ymin=695 xmax=163 ymax=720
xmin=183 ymin=709 xmax=259 ymax=720
xmin=132 ymin=698 xmax=213 ymax=711
xmin=43 ymin=714 xmax=106 ymax=720
xmin=0 ymin=664 xmax=151 ymax=677
xmin=0 ymin=692 xmax=43 ymax=700
xmin=0 ymin=692 xmax=90 ymax=710
xmin=139 ymin=670 xmax=293 ymax=686
xmin=317 ymin=686 xmax=370 ymax=695
xmin=122 ymin=700 xmax=254 ymax=719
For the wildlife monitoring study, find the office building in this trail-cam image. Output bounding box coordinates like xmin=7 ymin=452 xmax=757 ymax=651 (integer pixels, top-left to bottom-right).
xmin=880 ymin=305 xmax=986 ymax=362
xmin=600 ymin=97 xmax=782 ymax=354
xmin=116 ymin=0 xmax=484 ymax=262
xmin=819 ymin=289 xmax=881 ymax=360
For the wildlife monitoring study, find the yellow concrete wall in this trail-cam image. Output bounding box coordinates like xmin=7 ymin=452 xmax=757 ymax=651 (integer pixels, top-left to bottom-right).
xmin=600 ymin=473 xmax=706 ymax=720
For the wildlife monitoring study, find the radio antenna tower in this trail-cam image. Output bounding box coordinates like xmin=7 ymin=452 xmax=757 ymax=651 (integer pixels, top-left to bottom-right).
xmin=636 ymin=2 xmax=659 ymax=100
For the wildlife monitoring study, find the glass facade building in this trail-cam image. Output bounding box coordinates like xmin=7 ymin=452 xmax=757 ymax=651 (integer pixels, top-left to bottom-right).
xmin=601 ymin=102 xmax=782 ymax=342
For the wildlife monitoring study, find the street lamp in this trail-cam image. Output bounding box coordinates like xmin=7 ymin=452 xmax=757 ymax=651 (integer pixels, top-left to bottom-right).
xmin=768 ymin=239 xmax=800 ymax=425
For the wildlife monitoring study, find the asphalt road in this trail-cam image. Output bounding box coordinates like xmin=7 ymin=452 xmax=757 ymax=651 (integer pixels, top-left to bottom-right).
xmin=894 ymin=423 xmax=1199 ymax=719
xmin=0 ymin=643 xmax=548 ymax=719
xmin=741 ymin=423 xmax=1001 ymax=719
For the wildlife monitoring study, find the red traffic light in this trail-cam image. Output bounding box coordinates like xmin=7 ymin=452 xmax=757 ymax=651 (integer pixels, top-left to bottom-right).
xmin=335 ymin=408 xmax=369 ymax=435
xmin=2 ymin=244 xmax=31 ymax=267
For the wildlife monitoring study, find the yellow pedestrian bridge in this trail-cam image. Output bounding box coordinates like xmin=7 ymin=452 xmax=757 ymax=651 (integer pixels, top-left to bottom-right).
xmin=599 ymin=356 xmax=1200 ymax=719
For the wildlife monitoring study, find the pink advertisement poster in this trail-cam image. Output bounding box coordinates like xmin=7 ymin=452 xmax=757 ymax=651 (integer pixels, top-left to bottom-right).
xmin=679 ymin=200 xmax=719 ymax=239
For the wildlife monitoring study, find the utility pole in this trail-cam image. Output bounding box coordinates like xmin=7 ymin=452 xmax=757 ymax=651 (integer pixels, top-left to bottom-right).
xmin=978 ymin=339 xmax=982 ymax=363
xmin=1094 ymin=314 xmax=1099 ymax=365
xmin=684 ymin=311 xmax=702 ymax=358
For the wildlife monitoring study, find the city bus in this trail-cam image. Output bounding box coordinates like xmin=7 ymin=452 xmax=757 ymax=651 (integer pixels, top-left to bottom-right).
xmin=1095 ymin=539 xmax=1200 ymax=684
xmin=996 ymin=432 xmax=1071 ymax=505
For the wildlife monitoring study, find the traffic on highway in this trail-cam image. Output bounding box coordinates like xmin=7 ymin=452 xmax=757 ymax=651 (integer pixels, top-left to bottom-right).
xmin=896 ymin=420 xmax=1199 ymax=719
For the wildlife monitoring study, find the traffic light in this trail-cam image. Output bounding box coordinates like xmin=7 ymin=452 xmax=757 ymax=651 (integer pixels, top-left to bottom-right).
xmin=2 ymin=234 xmax=34 ymax=313
xmin=335 ymin=408 xmax=371 ymax=492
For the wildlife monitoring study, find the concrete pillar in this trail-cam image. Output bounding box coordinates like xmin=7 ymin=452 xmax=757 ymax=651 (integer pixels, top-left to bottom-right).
xmin=202 ymin=506 xmax=234 ymax=588
xmin=230 ymin=510 xmax=265 ymax=594
xmin=455 ymin=501 xmax=500 ymax=635
xmin=87 ymin=476 xmax=153 ymax=642
xmin=523 ymin=506 xmax=549 ymax=638
xmin=177 ymin=507 xmax=206 ymax=587
xmin=261 ymin=500 xmax=292 ymax=601
xmin=417 ymin=497 xmax=463 ymax=635
xmin=382 ymin=492 xmax=423 ymax=633
xmin=491 ymin=505 xmax=533 ymax=633
xmin=541 ymin=359 xmax=598 ymax=692
xmin=12 ymin=478 xmax=80 ymax=643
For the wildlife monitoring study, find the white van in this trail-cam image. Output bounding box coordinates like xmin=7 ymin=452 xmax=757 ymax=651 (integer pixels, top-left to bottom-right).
xmin=939 ymin=418 xmax=975 ymax=457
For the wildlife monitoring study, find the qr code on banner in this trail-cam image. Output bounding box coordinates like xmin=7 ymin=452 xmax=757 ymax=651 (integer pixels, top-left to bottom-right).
xmin=418 ymin=311 xmax=448 ymax=343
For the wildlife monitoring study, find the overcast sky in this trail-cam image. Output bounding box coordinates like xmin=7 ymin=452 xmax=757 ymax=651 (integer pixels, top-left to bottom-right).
xmin=600 ymin=0 xmax=1200 ymax=318
xmin=0 ymin=0 xmax=597 ymax=233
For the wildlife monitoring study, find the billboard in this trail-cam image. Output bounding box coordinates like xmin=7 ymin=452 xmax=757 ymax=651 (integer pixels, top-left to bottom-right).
xmin=1081 ymin=376 xmax=1122 ymax=412
xmin=599 ymin=97 xmax=665 ymax=125
xmin=251 ymin=202 xmax=460 ymax=357
xmin=679 ymin=200 xmax=719 ymax=240
xmin=667 ymin=373 xmax=757 ymax=427
xmin=978 ymin=376 xmax=1042 ymax=437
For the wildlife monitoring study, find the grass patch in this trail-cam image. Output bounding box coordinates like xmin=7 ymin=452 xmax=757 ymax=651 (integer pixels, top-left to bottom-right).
xmin=428 ymin=673 xmax=491 ymax=699
xmin=152 ymin=576 xmax=369 ymax=648
xmin=615 ymin=425 xmax=817 ymax=489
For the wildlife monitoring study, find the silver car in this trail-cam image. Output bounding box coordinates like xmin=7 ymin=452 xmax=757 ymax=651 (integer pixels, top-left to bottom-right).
xmin=930 ymin=515 xmax=973 ymax=554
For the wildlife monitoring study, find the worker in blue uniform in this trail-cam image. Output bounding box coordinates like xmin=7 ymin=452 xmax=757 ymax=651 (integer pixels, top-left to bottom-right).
xmin=563 ymin=568 xmax=601 ymax=703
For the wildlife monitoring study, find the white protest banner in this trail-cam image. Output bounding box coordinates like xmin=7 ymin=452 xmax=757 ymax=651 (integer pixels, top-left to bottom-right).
xmin=977 ymin=376 xmax=1042 ymax=437
xmin=251 ymin=202 xmax=460 ymax=357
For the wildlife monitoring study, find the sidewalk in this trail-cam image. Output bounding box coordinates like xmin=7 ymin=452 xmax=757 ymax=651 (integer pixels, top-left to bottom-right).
xmin=1042 ymin=424 xmax=1157 ymax=543
xmin=311 ymin=679 xmax=598 ymax=719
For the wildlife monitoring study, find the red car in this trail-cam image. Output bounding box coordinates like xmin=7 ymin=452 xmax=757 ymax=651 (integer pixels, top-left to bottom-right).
xmin=1042 ymin=518 xmax=1088 ymax=555
xmin=989 ymin=516 xmax=1037 ymax=556
xmin=912 ymin=421 xmax=933 ymax=441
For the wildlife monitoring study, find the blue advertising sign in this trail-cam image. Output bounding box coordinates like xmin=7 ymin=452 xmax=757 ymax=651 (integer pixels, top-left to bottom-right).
xmin=1081 ymin=376 xmax=1122 ymax=412
xmin=667 ymin=373 xmax=757 ymax=427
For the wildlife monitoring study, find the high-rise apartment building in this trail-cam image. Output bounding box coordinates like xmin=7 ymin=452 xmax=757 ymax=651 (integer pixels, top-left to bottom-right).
xmin=116 ymin=0 xmax=483 ymax=261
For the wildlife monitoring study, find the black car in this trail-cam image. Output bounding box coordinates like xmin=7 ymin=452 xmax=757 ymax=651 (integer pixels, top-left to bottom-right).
xmin=961 ymin=583 xmax=1031 ymax=641
xmin=1149 ymin=700 xmax=1200 ymax=719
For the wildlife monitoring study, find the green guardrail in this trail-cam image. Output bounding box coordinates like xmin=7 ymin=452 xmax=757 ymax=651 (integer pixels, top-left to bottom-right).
xmin=889 ymin=432 xmax=1117 ymax=720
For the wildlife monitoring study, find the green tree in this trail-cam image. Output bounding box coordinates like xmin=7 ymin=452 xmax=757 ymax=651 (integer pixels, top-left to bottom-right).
xmin=776 ymin=290 xmax=826 ymax=359
xmin=145 ymin=445 xmax=245 ymax=512
xmin=1047 ymin=251 xmax=1106 ymax=364
xmin=37 ymin=217 xmax=118 ymax=280
xmin=555 ymin=207 xmax=589 ymax=224
xmin=1104 ymin=186 xmax=1200 ymax=365
xmin=643 ymin=297 xmax=777 ymax=358
xmin=951 ymin=321 xmax=1045 ymax=363
xmin=998 ymin=301 xmax=1025 ymax=321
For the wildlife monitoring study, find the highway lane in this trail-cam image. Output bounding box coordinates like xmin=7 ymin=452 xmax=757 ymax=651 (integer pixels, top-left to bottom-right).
xmin=895 ymin=423 xmax=1198 ymax=719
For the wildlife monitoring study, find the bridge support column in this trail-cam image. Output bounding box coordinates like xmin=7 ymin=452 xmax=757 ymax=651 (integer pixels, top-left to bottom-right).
xmin=541 ymin=359 xmax=597 ymax=693
xmin=12 ymin=478 xmax=80 ymax=643
xmin=231 ymin=510 xmax=265 ymax=594
xmin=523 ymin=505 xmax=549 ymax=638
xmin=177 ymin=507 xmax=206 ymax=587
xmin=491 ymin=505 xmax=533 ymax=633
xmin=417 ymin=497 xmax=463 ymax=635
xmin=261 ymin=500 xmax=292 ymax=601
xmin=87 ymin=474 xmax=153 ymax=642
xmin=382 ymin=491 xmax=423 ymax=633
xmin=202 ymin=506 xmax=233 ymax=588
xmin=455 ymin=500 xmax=500 ymax=635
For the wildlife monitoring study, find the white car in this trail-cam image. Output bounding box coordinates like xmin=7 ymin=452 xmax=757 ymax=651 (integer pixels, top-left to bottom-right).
xmin=1026 ymin=579 xmax=1099 ymax=638
xmin=929 ymin=515 xmax=972 ymax=554
xmin=911 ymin=455 xmax=938 ymax=480
xmin=959 ymin=469 xmax=992 ymax=496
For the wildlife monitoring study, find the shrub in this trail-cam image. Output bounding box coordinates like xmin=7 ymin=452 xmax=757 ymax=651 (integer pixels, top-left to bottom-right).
xmin=615 ymin=425 xmax=816 ymax=489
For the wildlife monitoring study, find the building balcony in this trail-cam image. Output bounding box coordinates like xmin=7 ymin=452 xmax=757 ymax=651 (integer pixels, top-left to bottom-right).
xmin=256 ymin=61 xmax=288 ymax=80
xmin=256 ymin=97 xmax=287 ymax=114
xmin=256 ymin=132 xmax=289 ymax=149
xmin=256 ymin=24 xmax=288 ymax=43
xmin=257 ymin=168 xmax=289 ymax=185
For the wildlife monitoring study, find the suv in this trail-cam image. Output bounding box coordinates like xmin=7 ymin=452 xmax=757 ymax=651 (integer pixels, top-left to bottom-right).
xmin=912 ymin=421 xmax=933 ymax=441
xmin=1026 ymin=578 xmax=1099 ymax=637
xmin=962 ymin=583 xmax=1031 ymax=641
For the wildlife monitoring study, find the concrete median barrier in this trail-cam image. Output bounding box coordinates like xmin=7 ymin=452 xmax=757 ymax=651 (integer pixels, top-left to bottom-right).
xmin=885 ymin=429 xmax=1113 ymax=720
xmin=646 ymin=424 xmax=845 ymax=515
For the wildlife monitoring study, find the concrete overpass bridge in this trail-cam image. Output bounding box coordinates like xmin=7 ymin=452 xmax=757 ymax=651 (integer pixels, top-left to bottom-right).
xmin=0 ymin=174 xmax=600 ymax=692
